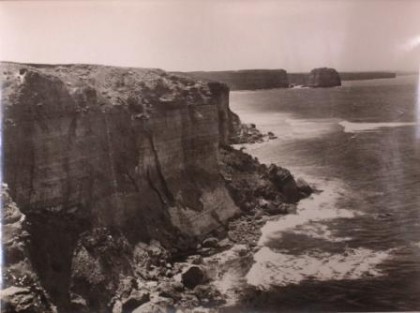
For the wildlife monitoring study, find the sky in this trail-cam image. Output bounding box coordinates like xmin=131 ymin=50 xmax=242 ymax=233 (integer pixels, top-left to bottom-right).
xmin=0 ymin=0 xmax=419 ymax=72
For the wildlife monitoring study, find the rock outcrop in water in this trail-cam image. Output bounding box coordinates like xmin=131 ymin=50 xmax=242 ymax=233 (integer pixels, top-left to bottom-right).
xmin=307 ymin=67 xmax=341 ymax=87
xmin=1 ymin=62 xmax=309 ymax=312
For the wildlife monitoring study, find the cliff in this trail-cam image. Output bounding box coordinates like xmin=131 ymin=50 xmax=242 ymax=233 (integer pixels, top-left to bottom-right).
xmin=1 ymin=62 xmax=307 ymax=312
xmin=186 ymin=69 xmax=397 ymax=91
xmin=180 ymin=69 xmax=289 ymax=90
xmin=338 ymin=71 xmax=396 ymax=80
xmin=2 ymin=62 xmax=241 ymax=244
xmin=1 ymin=62 xmax=240 ymax=310
xmin=288 ymin=71 xmax=396 ymax=86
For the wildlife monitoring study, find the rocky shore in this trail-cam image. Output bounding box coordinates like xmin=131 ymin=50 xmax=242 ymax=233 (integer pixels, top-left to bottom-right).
xmin=2 ymin=146 xmax=312 ymax=313
xmin=1 ymin=62 xmax=312 ymax=313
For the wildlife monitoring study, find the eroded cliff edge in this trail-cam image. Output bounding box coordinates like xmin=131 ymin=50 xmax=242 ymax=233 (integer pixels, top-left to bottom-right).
xmin=2 ymin=63 xmax=241 ymax=243
xmin=1 ymin=63 xmax=308 ymax=312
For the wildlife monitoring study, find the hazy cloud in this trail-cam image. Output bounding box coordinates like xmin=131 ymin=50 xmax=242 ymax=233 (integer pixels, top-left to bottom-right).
xmin=0 ymin=0 xmax=419 ymax=71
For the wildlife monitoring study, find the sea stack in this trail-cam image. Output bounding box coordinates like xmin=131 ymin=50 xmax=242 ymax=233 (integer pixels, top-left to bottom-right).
xmin=307 ymin=67 xmax=341 ymax=87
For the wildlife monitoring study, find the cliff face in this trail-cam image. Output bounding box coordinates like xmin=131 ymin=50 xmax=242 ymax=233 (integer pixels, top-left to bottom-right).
xmin=307 ymin=67 xmax=341 ymax=87
xmin=2 ymin=63 xmax=239 ymax=243
xmin=1 ymin=62 xmax=242 ymax=309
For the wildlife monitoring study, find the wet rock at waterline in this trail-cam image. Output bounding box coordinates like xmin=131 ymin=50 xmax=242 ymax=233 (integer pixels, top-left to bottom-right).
xmin=181 ymin=266 xmax=207 ymax=289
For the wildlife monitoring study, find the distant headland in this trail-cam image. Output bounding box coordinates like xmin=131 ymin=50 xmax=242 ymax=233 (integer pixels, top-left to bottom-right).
xmin=181 ymin=68 xmax=397 ymax=91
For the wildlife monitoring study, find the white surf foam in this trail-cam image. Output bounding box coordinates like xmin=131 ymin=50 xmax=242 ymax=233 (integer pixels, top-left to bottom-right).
xmin=246 ymin=246 xmax=391 ymax=287
xmin=258 ymin=178 xmax=357 ymax=246
xmin=291 ymin=223 xmax=352 ymax=243
xmin=413 ymin=241 xmax=420 ymax=249
xmin=204 ymin=244 xmax=251 ymax=305
xmin=229 ymin=103 xmax=341 ymax=141
xmin=339 ymin=120 xmax=417 ymax=133
xmin=283 ymin=118 xmax=341 ymax=139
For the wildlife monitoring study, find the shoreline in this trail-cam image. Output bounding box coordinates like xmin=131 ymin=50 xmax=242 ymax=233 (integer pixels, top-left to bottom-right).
xmin=210 ymin=140 xmax=393 ymax=311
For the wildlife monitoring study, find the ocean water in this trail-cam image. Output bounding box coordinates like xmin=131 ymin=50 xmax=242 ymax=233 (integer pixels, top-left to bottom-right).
xmin=229 ymin=75 xmax=420 ymax=312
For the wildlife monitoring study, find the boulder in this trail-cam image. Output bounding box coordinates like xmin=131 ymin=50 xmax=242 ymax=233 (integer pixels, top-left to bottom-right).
xmin=258 ymin=198 xmax=270 ymax=209
xmin=181 ymin=266 xmax=207 ymax=289
xmin=267 ymin=131 xmax=277 ymax=140
xmin=132 ymin=297 xmax=174 ymax=313
xmin=69 ymin=228 xmax=135 ymax=313
xmin=193 ymin=285 xmax=224 ymax=304
xmin=296 ymin=177 xmax=313 ymax=198
xmin=121 ymin=289 xmax=150 ymax=313
xmin=157 ymin=281 xmax=184 ymax=300
xmin=186 ymin=255 xmax=203 ymax=265
xmin=264 ymin=202 xmax=289 ymax=215
xmin=230 ymin=123 xmax=266 ymax=144
xmin=267 ymin=164 xmax=299 ymax=203
xmin=0 ymin=286 xmax=55 ymax=313
xmin=133 ymin=241 xmax=171 ymax=279
xmin=202 ymin=237 xmax=219 ymax=248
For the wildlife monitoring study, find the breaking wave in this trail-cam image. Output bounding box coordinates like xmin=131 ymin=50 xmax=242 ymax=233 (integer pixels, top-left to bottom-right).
xmin=258 ymin=177 xmax=357 ymax=246
xmin=246 ymin=246 xmax=391 ymax=287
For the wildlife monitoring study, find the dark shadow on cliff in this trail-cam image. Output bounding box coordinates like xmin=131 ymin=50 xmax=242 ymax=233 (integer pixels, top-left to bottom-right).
xmin=25 ymin=212 xmax=91 ymax=312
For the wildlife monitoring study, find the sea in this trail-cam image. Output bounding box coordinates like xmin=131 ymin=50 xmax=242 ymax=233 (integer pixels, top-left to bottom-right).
xmin=229 ymin=75 xmax=420 ymax=312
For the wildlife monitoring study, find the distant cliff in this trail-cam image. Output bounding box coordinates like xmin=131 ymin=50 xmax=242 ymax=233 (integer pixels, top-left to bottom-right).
xmin=339 ymin=71 xmax=396 ymax=80
xmin=289 ymin=71 xmax=396 ymax=86
xmin=181 ymin=69 xmax=289 ymax=90
xmin=184 ymin=69 xmax=397 ymax=91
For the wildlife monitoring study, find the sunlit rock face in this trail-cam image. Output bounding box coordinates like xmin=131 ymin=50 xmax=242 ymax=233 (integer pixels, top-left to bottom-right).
xmin=1 ymin=62 xmax=239 ymax=245
xmin=307 ymin=67 xmax=341 ymax=87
